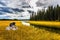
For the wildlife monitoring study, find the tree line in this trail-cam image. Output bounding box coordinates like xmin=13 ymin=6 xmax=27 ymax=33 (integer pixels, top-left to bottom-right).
xmin=30 ymin=5 xmax=60 ymax=21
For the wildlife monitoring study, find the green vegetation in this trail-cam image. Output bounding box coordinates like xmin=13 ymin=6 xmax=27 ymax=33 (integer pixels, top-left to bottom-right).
xmin=30 ymin=5 xmax=60 ymax=21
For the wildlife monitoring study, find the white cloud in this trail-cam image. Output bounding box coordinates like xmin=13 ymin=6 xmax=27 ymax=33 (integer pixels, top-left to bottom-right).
xmin=0 ymin=0 xmax=60 ymax=19
xmin=29 ymin=0 xmax=60 ymax=12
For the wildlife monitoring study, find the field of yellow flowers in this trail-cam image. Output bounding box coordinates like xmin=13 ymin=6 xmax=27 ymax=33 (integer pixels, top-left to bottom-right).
xmin=0 ymin=20 xmax=60 ymax=40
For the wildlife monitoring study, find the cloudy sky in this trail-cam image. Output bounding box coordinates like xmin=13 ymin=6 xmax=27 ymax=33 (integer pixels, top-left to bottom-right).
xmin=0 ymin=0 xmax=60 ymax=19
xmin=0 ymin=0 xmax=60 ymax=8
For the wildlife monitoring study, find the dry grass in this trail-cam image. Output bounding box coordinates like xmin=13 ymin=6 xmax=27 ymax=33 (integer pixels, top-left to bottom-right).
xmin=28 ymin=21 xmax=60 ymax=28
xmin=0 ymin=21 xmax=60 ymax=40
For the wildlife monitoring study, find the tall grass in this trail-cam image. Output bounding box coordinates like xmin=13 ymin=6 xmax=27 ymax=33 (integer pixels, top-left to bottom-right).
xmin=0 ymin=21 xmax=60 ymax=40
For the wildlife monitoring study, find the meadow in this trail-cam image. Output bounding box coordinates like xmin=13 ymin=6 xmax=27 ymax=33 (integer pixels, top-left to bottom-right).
xmin=0 ymin=21 xmax=60 ymax=40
